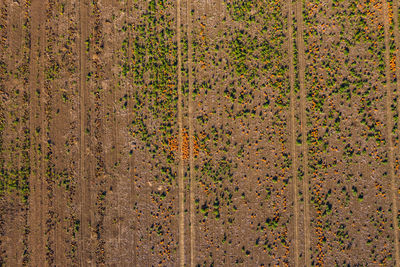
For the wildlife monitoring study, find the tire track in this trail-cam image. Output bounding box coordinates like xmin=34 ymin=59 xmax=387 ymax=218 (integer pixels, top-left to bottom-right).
xmin=107 ymin=0 xmax=119 ymax=260
xmin=176 ymin=0 xmax=185 ymax=265
xmin=39 ymin=1 xmax=48 ymax=265
xmin=38 ymin=1 xmax=48 ymax=265
xmin=112 ymin=3 xmax=122 ymax=262
xmin=288 ymin=1 xmax=299 ymax=266
xmin=383 ymin=2 xmax=400 ymax=265
xmin=20 ymin=12 xmax=32 ymax=265
xmin=186 ymin=0 xmax=195 ymax=265
xmin=110 ymin=1 xmax=122 ymax=263
xmin=126 ymin=0 xmax=137 ymax=264
xmin=79 ymin=0 xmax=89 ymax=265
xmin=28 ymin=1 xmax=43 ymax=265
xmin=296 ymin=0 xmax=310 ymax=265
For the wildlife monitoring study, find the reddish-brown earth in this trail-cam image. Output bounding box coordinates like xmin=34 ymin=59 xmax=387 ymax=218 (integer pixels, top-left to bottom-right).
xmin=1 ymin=0 xmax=400 ymax=266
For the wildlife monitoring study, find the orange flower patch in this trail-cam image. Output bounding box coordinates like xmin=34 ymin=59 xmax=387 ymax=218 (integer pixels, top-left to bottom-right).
xmin=168 ymin=129 xmax=199 ymax=159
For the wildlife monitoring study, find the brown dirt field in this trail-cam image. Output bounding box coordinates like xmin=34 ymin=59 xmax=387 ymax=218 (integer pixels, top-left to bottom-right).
xmin=1 ymin=0 xmax=400 ymax=266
